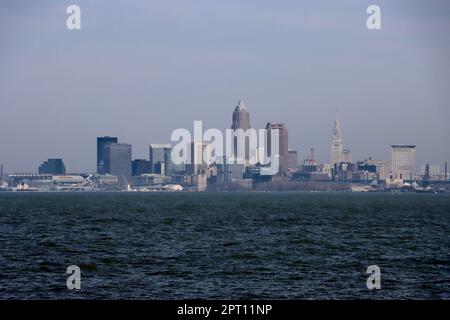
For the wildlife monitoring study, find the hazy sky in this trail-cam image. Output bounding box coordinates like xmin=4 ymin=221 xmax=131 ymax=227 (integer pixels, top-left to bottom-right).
xmin=1 ymin=0 xmax=449 ymax=173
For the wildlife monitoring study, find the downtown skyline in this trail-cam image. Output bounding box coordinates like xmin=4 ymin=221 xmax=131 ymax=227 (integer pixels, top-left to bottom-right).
xmin=0 ymin=98 xmax=446 ymax=178
xmin=1 ymin=1 xmax=449 ymax=172
xmin=1 ymin=1 xmax=449 ymax=307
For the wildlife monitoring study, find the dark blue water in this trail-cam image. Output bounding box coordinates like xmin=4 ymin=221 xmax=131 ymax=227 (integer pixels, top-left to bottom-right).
xmin=0 ymin=192 xmax=449 ymax=299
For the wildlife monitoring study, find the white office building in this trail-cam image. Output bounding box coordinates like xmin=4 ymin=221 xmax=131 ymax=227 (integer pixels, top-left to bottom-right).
xmin=391 ymin=145 xmax=416 ymax=180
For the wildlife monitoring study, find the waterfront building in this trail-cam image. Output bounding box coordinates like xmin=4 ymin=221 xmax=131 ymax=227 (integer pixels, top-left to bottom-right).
xmin=8 ymin=173 xmax=53 ymax=190
xmin=52 ymin=175 xmax=85 ymax=185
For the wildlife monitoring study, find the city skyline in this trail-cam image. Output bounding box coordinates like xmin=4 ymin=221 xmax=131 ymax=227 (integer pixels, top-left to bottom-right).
xmin=1 ymin=1 xmax=450 ymax=306
xmin=1 ymin=1 xmax=449 ymax=172
xmin=0 ymin=103 xmax=446 ymax=177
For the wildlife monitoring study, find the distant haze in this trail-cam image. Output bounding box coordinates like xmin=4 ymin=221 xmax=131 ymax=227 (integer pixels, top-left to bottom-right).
xmin=1 ymin=0 xmax=449 ymax=173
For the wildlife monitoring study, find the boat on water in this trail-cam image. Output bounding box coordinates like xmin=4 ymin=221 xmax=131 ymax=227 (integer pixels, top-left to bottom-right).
xmin=14 ymin=182 xmax=39 ymax=192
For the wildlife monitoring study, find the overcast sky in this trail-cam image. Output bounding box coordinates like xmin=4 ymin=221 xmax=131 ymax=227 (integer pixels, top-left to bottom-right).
xmin=0 ymin=0 xmax=449 ymax=173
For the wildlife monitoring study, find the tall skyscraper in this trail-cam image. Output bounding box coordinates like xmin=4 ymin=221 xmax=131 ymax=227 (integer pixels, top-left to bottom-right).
xmin=331 ymin=120 xmax=344 ymax=166
xmin=104 ymin=143 xmax=132 ymax=184
xmin=391 ymin=145 xmax=416 ymax=180
xmin=97 ymin=136 xmax=118 ymax=174
xmin=265 ymin=122 xmax=289 ymax=176
xmin=149 ymin=144 xmax=172 ymax=175
xmin=231 ymin=99 xmax=251 ymax=163
xmin=38 ymin=159 xmax=66 ymax=175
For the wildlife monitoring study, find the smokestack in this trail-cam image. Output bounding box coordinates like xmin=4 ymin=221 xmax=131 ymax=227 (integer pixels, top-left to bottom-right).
xmin=0 ymin=164 xmax=3 ymax=182
xmin=445 ymin=161 xmax=448 ymax=181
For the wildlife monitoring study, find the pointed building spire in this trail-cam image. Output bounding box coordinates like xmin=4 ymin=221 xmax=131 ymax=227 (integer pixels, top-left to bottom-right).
xmin=231 ymin=98 xmax=251 ymax=163
xmin=232 ymin=98 xmax=250 ymax=130
xmin=331 ymin=119 xmax=344 ymax=165
xmin=333 ymin=119 xmax=341 ymax=135
xmin=237 ymin=98 xmax=247 ymax=110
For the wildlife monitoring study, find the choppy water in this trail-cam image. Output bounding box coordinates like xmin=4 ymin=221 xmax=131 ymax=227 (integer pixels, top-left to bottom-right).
xmin=0 ymin=192 xmax=449 ymax=299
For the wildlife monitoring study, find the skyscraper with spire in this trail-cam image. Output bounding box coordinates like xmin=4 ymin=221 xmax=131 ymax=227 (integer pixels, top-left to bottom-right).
xmin=231 ymin=98 xmax=251 ymax=163
xmin=231 ymin=98 xmax=250 ymax=131
xmin=331 ymin=119 xmax=344 ymax=166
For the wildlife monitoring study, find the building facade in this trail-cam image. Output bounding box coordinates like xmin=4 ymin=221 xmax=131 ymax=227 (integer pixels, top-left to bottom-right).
xmin=149 ymin=144 xmax=172 ymax=176
xmin=265 ymin=122 xmax=289 ymax=176
xmin=104 ymin=143 xmax=132 ymax=184
xmin=357 ymin=158 xmax=387 ymax=180
xmin=287 ymin=149 xmax=298 ymax=172
xmin=131 ymin=159 xmax=152 ymax=176
xmin=97 ymin=136 xmax=118 ymax=174
xmin=342 ymin=149 xmax=352 ymax=163
xmin=38 ymin=159 xmax=66 ymax=175
xmin=187 ymin=141 xmax=210 ymax=175
xmin=391 ymin=145 xmax=416 ymax=180
xmin=216 ymin=156 xmax=245 ymax=184
xmin=331 ymin=120 xmax=344 ymax=166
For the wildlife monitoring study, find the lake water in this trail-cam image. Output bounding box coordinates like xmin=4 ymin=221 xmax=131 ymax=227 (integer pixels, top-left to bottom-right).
xmin=0 ymin=192 xmax=449 ymax=299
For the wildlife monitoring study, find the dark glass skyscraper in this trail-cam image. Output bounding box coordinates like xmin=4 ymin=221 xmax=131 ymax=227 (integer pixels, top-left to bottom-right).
xmin=38 ymin=159 xmax=66 ymax=175
xmin=104 ymin=143 xmax=132 ymax=184
xmin=97 ymin=136 xmax=118 ymax=174
xmin=149 ymin=144 xmax=172 ymax=175
xmin=131 ymin=159 xmax=152 ymax=176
